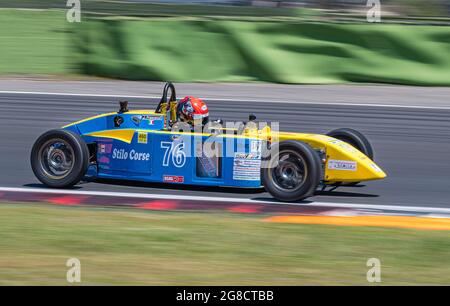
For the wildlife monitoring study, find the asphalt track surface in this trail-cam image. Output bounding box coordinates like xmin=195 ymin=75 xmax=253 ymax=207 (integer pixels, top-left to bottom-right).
xmin=1 ymin=91 xmax=450 ymax=208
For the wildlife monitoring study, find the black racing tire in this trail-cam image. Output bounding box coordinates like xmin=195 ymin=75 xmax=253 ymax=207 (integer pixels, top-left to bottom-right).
xmin=262 ymin=140 xmax=321 ymax=202
xmin=326 ymin=128 xmax=373 ymax=186
xmin=326 ymin=128 xmax=373 ymax=160
xmin=31 ymin=129 xmax=89 ymax=188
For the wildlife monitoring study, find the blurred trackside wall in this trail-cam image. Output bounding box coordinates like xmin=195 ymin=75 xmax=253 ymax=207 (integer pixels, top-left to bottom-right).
xmin=74 ymin=18 xmax=450 ymax=85
xmin=0 ymin=8 xmax=449 ymax=85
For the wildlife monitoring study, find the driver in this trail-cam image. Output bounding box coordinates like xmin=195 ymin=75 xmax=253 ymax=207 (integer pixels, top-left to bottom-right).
xmin=176 ymin=96 xmax=209 ymax=128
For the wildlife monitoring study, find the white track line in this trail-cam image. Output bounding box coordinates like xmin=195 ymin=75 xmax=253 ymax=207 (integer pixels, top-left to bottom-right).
xmin=0 ymin=90 xmax=159 ymax=100
xmin=1 ymin=187 xmax=450 ymax=214
xmin=1 ymin=90 xmax=449 ymax=110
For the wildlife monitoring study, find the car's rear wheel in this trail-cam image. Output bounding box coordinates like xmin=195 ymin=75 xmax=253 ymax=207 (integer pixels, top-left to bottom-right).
xmin=31 ymin=129 xmax=89 ymax=188
xmin=326 ymin=128 xmax=373 ymax=186
xmin=262 ymin=140 xmax=321 ymax=202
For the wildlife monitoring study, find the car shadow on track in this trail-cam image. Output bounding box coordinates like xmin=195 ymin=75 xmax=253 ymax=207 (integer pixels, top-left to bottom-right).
xmin=315 ymin=190 xmax=379 ymax=198
xmin=23 ymin=180 xmax=379 ymax=201
xmin=24 ymin=183 xmax=83 ymax=190
xmin=86 ymin=178 xmax=266 ymax=195
xmin=312 ymin=184 xmax=379 ymax=198
xmin=23 ymin=181 xmax=378 ymax=203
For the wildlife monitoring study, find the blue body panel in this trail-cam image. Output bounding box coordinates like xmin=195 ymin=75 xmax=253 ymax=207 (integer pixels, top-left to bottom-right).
xmin=65 ymin=111 xmax=262 ymax=188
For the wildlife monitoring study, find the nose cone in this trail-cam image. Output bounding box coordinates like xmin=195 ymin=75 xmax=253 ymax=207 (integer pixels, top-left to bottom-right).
xmin=365 ymin=161 xmax=387 ymax=180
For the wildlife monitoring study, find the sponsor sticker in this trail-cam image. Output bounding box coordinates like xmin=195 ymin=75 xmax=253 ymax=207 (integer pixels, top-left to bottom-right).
xmin=112 ymin=148 xmax=150 ymax=161
xmin=131 ymin=116 xmax=141 ymax=125
xmin=98 ymin=143 xmax=112 ymax=154
xmin=233 ymin=153 xmax=261 ymax=181
xmin=138 ymin=132 xmax=148 ymax=144
xmin=142 ymin=115 xmax=161 ymax=125
xmin=328 ymin=159 xmax=357 ymax=171
xmin=163 ymin=175 xmax=184 ymax=183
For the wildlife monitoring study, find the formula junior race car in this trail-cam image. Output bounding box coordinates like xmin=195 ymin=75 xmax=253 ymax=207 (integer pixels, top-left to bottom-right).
xmin=31 ymin=83 xmax=386 ymax=202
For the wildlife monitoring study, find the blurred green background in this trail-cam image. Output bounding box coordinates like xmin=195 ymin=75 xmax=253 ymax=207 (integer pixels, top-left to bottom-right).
xmin=0 ymin=1 xmax=449 ymax=84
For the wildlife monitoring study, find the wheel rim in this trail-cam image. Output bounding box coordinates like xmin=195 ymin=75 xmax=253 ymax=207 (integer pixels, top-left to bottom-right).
xmin=270 ymin=150 xmax=307 ymax=191
xmin=38 ymin=139 xmax=75 ymax=180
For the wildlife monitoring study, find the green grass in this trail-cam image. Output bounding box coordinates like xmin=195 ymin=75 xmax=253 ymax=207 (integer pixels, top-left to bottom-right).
xmin=0 ymin=203 xmax=449 ymax=285
xmin=0 ymin=9 xmax=74 ymax=75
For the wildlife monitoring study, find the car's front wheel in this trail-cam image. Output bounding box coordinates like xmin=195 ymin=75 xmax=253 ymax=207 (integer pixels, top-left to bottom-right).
xmin=326 ymin=128 xmax=373 ymax=186
xmin=262 ymin=140 xmax=321 ymax=202
xmin=326 ymin=128 xmax=373 ymax=160
xmin=31 ymin=129 xmax=89 ymax=188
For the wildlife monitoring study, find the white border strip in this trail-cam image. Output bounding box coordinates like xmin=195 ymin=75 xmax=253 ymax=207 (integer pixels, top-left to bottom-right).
xmin=1 ymin=90 xmax=449 ymax=110
xmin=1 ymin=187 xmax=450 ymax=214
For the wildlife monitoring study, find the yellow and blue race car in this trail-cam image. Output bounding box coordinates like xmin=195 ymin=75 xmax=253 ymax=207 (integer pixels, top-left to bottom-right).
xmin=30 ymin=83 xmax=386 ymax=202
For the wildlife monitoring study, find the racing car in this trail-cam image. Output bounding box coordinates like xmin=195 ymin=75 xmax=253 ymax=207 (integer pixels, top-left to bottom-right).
xmin=30 ymin=82 xmax=386 ymax=202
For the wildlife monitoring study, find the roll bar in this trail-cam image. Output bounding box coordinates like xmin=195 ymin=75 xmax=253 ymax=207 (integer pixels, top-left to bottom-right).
xmin=155 ymin=82 xmax=177 ymax=113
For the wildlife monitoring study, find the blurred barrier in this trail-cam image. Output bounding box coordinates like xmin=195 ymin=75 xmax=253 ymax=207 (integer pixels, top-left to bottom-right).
xmin=1 ymin=1 xmax=449 ymax=20
xmin=0 ymin=10 xmax=71 ymax=75
xmin=1 ymin=9 xmax=449 ymax=85
xmin=74 ymin=18 xmax=450 ymax=85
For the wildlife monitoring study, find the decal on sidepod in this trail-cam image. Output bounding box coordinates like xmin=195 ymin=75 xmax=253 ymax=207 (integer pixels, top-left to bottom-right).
xmin=233 ymin=153 xmax=261 ymax=181
xmin=328 ymin=159 xmax=357 ymax=171
xmin=138 ymin=132 xmax=148 ymax=144
xmin=112 ymin=148 xmax=150 ymax=161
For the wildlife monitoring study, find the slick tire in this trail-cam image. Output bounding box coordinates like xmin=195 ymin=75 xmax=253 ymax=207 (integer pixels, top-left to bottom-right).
xmin=326 ymin=128 xmax=374 ymax=186
xmin=262 ymin=140 xmax=321 ymax=202
xmin=31 ymin=129 xmax=89 ymax=188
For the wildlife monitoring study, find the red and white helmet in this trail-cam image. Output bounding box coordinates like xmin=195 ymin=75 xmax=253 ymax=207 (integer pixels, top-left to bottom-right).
xmin=176 ymin=96 xmax=209 ymax=126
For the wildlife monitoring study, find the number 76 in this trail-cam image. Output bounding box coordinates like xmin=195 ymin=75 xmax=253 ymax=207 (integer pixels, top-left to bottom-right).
xmin=161 ymin=141 xmax=186 ymax=168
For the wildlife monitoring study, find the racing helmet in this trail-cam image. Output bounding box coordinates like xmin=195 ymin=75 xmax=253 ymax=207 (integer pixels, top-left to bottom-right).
xmin=176 ymin=96 xmax=209 ymax=127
